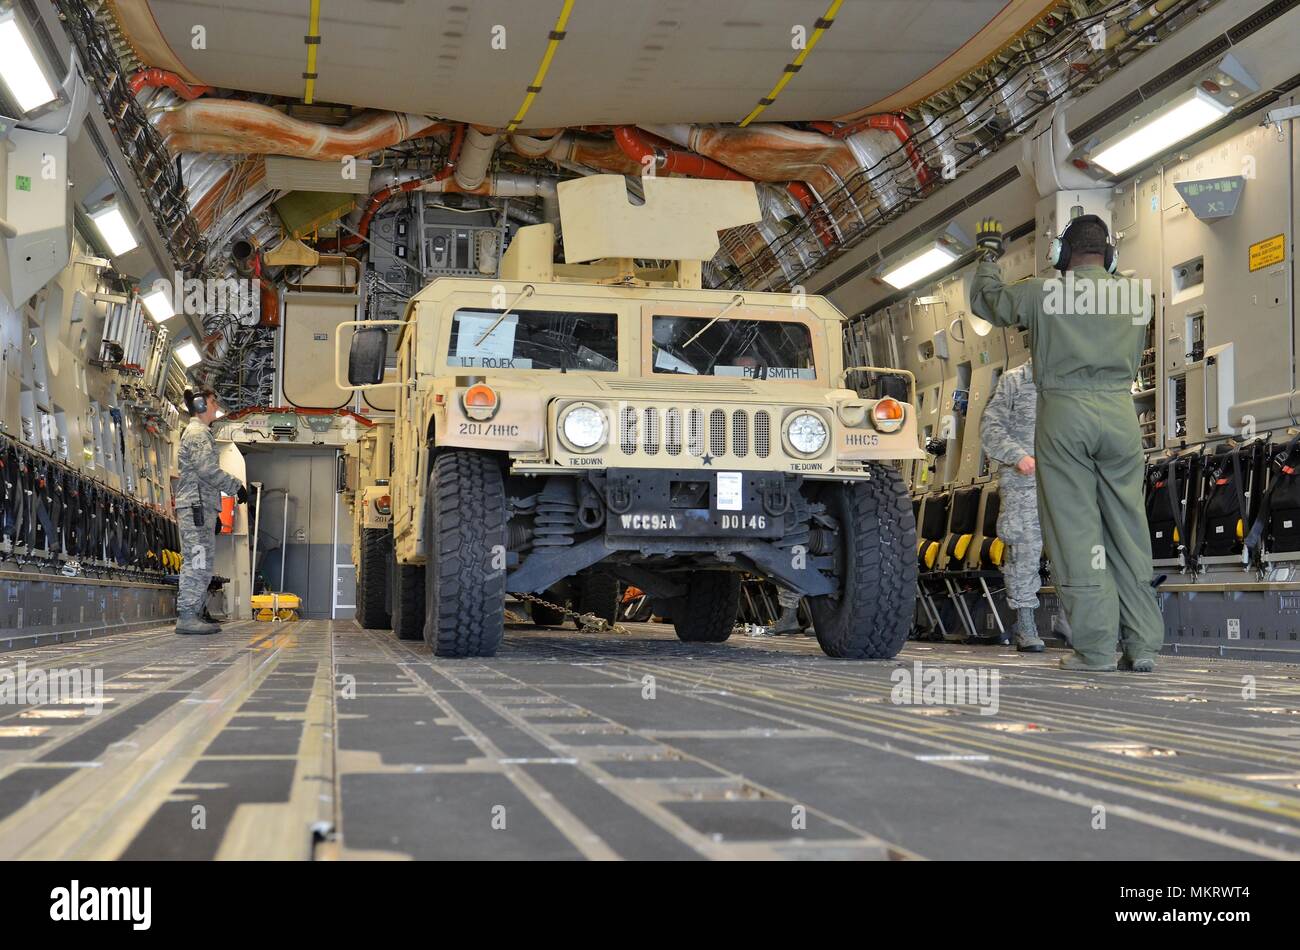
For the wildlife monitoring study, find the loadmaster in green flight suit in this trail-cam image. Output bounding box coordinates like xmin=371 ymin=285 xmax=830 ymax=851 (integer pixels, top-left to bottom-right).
xmin=968 ymin=214 xmax=1162 ymax=672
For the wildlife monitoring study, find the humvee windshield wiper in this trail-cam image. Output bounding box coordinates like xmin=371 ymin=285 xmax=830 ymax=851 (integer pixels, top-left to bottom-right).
xmin=682 ymin=294 xmax=744 ymax=349
xmin=474 ymin=284 xmax=536 ymax=347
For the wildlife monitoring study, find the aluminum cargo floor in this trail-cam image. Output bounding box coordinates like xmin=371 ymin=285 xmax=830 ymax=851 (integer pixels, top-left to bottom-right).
xmin=1 ymin=619 xmax=1298 ymax=860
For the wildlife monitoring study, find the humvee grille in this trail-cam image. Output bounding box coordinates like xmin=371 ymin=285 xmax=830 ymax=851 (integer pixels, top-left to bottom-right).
xmin=687 ymin=409 xmax=704 ymax=456
xmin=619 ymin=406 xmax=638 ymax=454
xmin=709 ymin=410 xmax=726 ymax=456
xmin=613 ymin=405 xmax=781 ymax=463
xmin=732 ymin=412 xmax=749 ymax=458
xmin=665 ymin=408 xmax=682 ymax=456
xmin=755 ymin=410 xmax=771 ymax=458
xmin=644 ymin=407 xmax=661 ymax=455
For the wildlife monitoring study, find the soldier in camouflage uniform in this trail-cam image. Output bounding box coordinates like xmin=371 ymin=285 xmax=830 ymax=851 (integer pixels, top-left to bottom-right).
xmin=979 ymin=360 xmax=1046 ymax=652
xmin=175 ymin=388 xmax=246 ymax=635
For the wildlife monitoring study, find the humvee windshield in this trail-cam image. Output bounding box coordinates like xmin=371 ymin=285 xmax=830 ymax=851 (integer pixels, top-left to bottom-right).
xmin=447 ymin=308 xmax=618 ymax=371
xmin=651 ymin=315 xmax=816 ymax=380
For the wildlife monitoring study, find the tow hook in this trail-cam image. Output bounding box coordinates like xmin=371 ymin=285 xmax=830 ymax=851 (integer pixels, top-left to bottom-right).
xmin=606 ymin=474 xmax=633 ymax=514
xmin=760 ymin=476 xmax=792 ymax=516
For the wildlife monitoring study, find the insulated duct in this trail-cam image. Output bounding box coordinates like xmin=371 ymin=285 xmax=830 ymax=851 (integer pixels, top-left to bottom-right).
xmin=421 ymin=173 xmax=560 ymax=224
xmin=155 ymin=100 xmax=446 ymax=159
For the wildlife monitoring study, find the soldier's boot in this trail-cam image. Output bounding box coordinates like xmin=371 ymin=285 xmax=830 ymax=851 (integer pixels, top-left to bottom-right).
xmin=1118 ymin=655 xmax=1156 ymax=673
xmin=1013 ymin=607 xmax=1045 ymax=653
xmin=1059 ymin=653 xmax=1117 ymax=672
xmin=770 ymin=600 xmax=806 ymax=636
xmin=769 ymin=588 xmax=805 ymax=634
xmin=176 ymin=611 xmax=220 ymax=636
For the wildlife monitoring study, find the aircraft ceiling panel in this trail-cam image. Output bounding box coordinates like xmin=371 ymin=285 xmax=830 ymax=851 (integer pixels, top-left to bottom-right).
xmin=127 ymin=0 xmax=1036 ymax=125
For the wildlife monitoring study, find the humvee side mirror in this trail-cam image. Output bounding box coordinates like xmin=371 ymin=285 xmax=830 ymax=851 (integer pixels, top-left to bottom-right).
xmin=335 ymin=319 xmax=407 ymax=392
xmin=348 ymin=327 xmax=388 ymax=386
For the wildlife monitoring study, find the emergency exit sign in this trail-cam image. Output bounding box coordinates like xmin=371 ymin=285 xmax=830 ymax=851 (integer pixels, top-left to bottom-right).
xmin=1174 ymin=175 xmax=1244 ymax=221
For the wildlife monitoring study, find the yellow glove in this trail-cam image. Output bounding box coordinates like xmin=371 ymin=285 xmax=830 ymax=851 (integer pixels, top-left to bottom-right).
xmin=976 ymin=217 xmax=1004 ymax=260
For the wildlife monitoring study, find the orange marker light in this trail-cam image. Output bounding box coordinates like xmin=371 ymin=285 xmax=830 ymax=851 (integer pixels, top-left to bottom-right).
xmin=870 ymin=396 xmax=906 ymax=433
xmin=462 ymin=384 xmax=499 ymax=420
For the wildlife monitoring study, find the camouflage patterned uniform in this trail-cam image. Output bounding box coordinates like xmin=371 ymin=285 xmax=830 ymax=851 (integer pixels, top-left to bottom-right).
xmin=980 ymin=361 xmax=1042 ymax=610
xmin=175 ymin=418 xmax=242 ymax=616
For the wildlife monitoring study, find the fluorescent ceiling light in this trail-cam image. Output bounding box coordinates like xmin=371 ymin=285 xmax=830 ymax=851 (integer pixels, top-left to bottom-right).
xmin=0 ymin=11 xmax=57 ymax=114
xmin=1091 ymin=88 xmax=1231 ymax=175
xmin=174 ymin=342 xmax=202 ymax=367
xmin=141 ymin=288 xmax=175 ymax=322
xmin=882 ymin=242 xmax=960 ymax=290
xmin=88 ymin=205 xmax=139 ymax=256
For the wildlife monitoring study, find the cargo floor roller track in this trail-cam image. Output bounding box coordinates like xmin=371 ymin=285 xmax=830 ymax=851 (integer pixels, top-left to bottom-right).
xmin=1 ymin=620 xmax=1298 ymax=859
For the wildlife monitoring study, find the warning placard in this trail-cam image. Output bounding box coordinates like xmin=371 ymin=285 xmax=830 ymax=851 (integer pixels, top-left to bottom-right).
xmin=1249 ymin=234 xmax=1286 ymax=272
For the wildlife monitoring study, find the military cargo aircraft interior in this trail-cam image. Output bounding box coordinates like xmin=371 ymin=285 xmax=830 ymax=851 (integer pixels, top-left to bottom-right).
xmin=1 ymin=0 xmax=1299 ymax=899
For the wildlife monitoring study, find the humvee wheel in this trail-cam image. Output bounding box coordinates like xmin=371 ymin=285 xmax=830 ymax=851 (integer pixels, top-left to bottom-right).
xmin=356 ymin=527 xmax=392 ymax=630
xmin=574 ymin=572 xmax=620 ymax=626
xmin=391 ymin=557 xmax=425 ymax=641
xmin=808 ymin=463 xmax=918 ymax=659
xmin=673 ymin=572 xmax=740 ymax=643
xmin=424 ymin=451 xmax=507 ymax=657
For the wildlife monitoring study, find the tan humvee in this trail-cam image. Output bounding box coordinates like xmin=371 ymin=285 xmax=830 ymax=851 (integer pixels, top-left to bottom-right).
xmin=340 ymin=176 xmax=922 ymax=658
xmin=342 ymin=419 xmax=394 ymax=629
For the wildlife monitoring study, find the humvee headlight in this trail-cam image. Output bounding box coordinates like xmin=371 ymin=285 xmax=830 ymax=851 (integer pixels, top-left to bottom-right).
xmin=560 ymin=405 xmax=607 ymax=451
xmin=870 ymin=397 xmax=906 ymax=433
xmin=785 ymin=412 xmax=829 ymax=456
xmin=375 ymin=495 xmax=391 ymax=515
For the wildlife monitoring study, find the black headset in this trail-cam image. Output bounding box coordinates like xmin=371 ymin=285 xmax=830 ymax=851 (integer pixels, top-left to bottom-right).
xmin=1048 ymin=214 xmax=1118 ymax=274
xmin=184 ymin=389 xmax=208 ymax=415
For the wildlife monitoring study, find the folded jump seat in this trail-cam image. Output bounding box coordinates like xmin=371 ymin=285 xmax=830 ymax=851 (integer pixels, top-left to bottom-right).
xmin=916 ymin=491 xmax=950 ymax=573
xmin=1245 ymin=435 xmax=1300 ymax=563
xmin=1146 ymin=451 xmax=1201 ymax=572
xmin=1196 ymin=441 xmax=1266 ymax=564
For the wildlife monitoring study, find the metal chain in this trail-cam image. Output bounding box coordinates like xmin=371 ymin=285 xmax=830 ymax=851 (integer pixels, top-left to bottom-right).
xmin=512 ymin=592 xmax=630 ymax=635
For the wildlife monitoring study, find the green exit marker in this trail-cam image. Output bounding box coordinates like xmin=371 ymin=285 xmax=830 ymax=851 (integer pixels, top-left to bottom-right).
xmin=15 ymin=175 xmax=31 ymax=192
xmin=1174 ymin=175 xmax=1245 ymax=221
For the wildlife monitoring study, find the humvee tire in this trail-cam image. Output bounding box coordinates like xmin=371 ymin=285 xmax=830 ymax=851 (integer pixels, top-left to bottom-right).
xmin=809 ymin=463 xmax=917 ymax=659
xmin=673 ymin=572 xmax=740 ymax=643
xmin=391 ymin=557 xmax=425 ymax=641
xmin=356 ymin=527 xmax=392 ymax=629
xmin=424 ymin=451 xmax=507 ymax=657
xmin=575 ymin=572 xmax=620 ymax=626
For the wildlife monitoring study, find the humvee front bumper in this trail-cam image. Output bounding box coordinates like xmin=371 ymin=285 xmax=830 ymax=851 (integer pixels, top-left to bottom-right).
xmin=603 ymin=468 xmax=790 ymax=540
xmin=504 ymin=466 xmax=838 ymax=599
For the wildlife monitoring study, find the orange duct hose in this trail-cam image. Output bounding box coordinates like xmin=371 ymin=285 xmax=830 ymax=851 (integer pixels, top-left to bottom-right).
xmin=157 ymin=100 xmax=447 ymax=159
xmin=129 ymin=68 xmax=214 ymax=99
xmin=613 ymin=126 xmax=748 ymax=181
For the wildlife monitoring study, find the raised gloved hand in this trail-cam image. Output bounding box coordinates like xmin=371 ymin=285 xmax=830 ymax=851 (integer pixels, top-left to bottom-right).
xmin=236 ymin=485 xmax=248 ymax=504
xmin=976 ymin=217 xmax=1004 ymax=261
